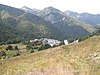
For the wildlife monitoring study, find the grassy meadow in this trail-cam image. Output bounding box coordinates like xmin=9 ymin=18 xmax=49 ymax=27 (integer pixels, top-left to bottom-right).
xmin=0 ymin=36 xmax=100 ymax=75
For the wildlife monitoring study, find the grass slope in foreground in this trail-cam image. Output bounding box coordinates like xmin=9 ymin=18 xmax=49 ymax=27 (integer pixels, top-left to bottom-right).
xmin=0 ymin=36 xmax=100 ymax=75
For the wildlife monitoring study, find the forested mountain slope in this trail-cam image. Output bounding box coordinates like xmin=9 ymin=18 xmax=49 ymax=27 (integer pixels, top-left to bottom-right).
xmin=23 ymin=6 xmax=97 ymax=39
xmin=0 ymin=4 xmax=64 ymax=42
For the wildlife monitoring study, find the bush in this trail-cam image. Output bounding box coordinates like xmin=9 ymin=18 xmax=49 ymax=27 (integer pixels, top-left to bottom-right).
xmin=34 ymin=46 xmax=39 ymax=49
xmin=30 ymin=50 xmax=34 ymax=53
xmin=14 ymin=46 xmax=19 ymax=50
xmin=39 ymin=44 xmax=51 ymax=51
xmin=6 ymin=45 xmax=13 ymax=50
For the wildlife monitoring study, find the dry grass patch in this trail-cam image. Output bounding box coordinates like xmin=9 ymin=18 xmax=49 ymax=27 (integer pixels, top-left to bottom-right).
xmin=0 ymin=36 xmax=100 ymax=75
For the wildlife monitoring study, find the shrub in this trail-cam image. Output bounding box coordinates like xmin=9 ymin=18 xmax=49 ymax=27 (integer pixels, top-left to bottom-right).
xmin=30 ymin=50 xmax=34 ymax=53
xmin=14 ymin=46 xmax=19 ymax=50
xmin=34 ymin=46 xmax=39 ymax=49
xmin=6 ymin=45 xmax=13 ymax=50
xmin=39 ymin=44 xmax=51 ymax=51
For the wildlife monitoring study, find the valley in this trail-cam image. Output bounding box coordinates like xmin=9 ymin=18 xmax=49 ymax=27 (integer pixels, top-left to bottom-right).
xmin=0 ymin=3 xmax=100 ymax=75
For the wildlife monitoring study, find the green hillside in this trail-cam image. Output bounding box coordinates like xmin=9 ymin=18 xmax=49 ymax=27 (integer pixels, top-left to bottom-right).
xmin=38 ymin=7 xmax=97 ymax=39
xmin=0 ymin=4 xmax=97 ymax=43
xmin=0 ymin=23 xmax=22 ymax=44
xmin=0 ymin=4 xmax=65 ymax=42
xmin=0 ymin=36 xmax=100 ymax=75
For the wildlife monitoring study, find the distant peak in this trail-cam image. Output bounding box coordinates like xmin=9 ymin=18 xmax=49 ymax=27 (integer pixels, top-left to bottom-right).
xmin=46 ymin=6 xmax=55 ymax=9
xmin=42 ymin=6 xmax=61 ymax=14
xmin=43 ymin=6 xmax=59 ymax=10
xmin=22 ymin=6 xmax=29 ymax=8
xmin=22 ymin=6 xmax=32 ymax=10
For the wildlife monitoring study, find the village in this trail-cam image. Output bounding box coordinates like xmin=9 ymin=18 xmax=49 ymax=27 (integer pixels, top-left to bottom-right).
xmin=30 ymin=38 xmax=79 ymax=47
xmin=0 ymin=38 xmax=79 ymax=60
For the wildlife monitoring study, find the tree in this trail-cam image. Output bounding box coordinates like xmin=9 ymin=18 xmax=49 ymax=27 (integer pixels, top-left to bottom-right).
xmin=30 ymin=50 xmax=34 ymax=53
xmin=38 ymin=44 xmax=51 ymax=51
xmin=6 ymin=45 xmax=13 ymax=50
xmin=14 ymin=46 xmax=19 ymax=50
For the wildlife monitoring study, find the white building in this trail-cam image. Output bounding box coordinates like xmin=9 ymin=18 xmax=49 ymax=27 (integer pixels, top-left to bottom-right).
xmin=30 ymin=38 xmax=61 ymax=47
xmin=73 ymin=39 xmax=79 ymax=43
xmin=64 ymin=40 xmax=68 ymax=45
xmin=30 ymin=39 xmax=38 ymax=42
xmin=42 ymin=38 xmax=61 ymax=47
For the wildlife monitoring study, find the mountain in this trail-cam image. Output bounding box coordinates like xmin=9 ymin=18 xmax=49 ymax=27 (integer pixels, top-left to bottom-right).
xmin=22 ymin=6 xmax=97 ymax=39
xmin=0 ymin=4 xmax=65 ymax=42
xmin=38 ymin=7 xmax=96 ymax=39
xmin=39 ymin=6 xmax=63 ymax=23
xmin=21 ymin=6 xmax=41 ymax=15
xmin=1 ymin=36 xmax=100 ymax=75
xmin=65 ymin=11 xmax=100 ymax=25
xmin=0 ymin=4 xmax=98 ymax=44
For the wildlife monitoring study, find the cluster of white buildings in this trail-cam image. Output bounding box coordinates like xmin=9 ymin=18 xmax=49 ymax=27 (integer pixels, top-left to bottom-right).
xmin=42 ymin=38 xmax=61 ymax=47
xmin=30 ymin=38 xmax=79 ymax=47
xmin=30 ymin=38 xmax=61 ymax=47
xmin=64 ymin=39 xmax=79 ymax=45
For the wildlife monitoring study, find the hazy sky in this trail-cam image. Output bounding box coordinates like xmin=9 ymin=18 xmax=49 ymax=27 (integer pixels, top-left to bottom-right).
xmin=0 ymin=0 xmax=100 ymax=14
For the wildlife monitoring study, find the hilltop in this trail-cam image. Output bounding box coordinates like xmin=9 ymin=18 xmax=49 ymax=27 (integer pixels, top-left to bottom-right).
xmin=0 ymin=35 xmax=100 ymax=75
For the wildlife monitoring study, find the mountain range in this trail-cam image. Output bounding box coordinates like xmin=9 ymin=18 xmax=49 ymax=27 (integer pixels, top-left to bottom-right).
xmin=0 ymin=4 xmax=99 ymax=43
xmin=64 ymin=10 xmax=100 ymax=26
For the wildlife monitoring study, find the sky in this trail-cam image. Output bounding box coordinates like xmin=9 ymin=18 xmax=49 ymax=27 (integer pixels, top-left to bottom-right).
xmin=0 ymin=0 xmax=100 ymax=14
